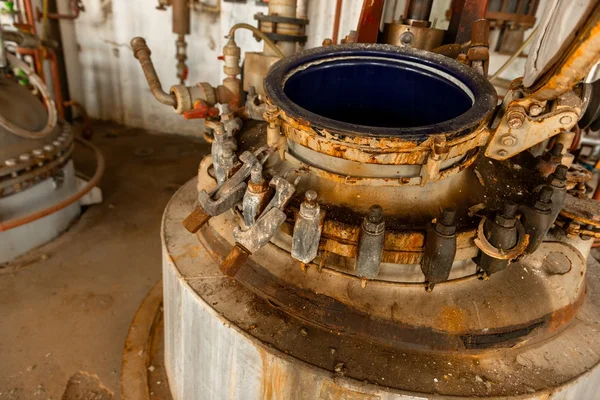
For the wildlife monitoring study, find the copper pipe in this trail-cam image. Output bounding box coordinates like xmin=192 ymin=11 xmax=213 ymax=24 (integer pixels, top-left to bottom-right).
xmin=21 ymin=0 xmax=46 ymax=81
xmin=46 ymin=49 xmax=65 ymax=118
xmin=23 ymin=0 xmax=36 ymax=33
xmin=332 ymin=0 xmax=343 ymax=44
xmin=593 ymin=182 xmax=600 ymax=201
xmin=0 ymin=137 xmax=105 ymax=232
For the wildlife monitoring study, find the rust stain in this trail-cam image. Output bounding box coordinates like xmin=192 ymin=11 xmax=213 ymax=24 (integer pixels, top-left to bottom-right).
xmin=549 ymin=285 xmax=586 ymax=331
xmin=533 ymin=5 xmax=600 ymax=101
xmin=171 ymin=243 xmax=203 ymax=261
xmin=279 ymin=110 xmax=488 ymax=166
xmin=437 ymin=306 xmax=468 ymax=334
xmin=319 ymin=380 xmax=380 ymax=400
xmin=259 ymin=348 xmax=289 ymax=400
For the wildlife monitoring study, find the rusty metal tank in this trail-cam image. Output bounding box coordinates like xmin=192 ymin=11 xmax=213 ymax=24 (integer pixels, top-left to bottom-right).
xmin=0 ymin=63 xmax=79 ymax=263
xmin=162 ymin=44 xmax=600 ymax=399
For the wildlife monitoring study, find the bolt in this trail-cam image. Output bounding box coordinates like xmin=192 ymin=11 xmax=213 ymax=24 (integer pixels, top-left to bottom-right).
xmin=367 ymin=205 xmax=383 ymax=224
xmin=322 ymin=38 xmax=333 ymax=46
xmin=560 ymin=115 xmax=573 ymax=125
xmin=436 ymin=208 xmax=457 ymax=236
xmin=4 ymin=158 xmax=16 ymax=167
xmin=507 ymin=110 xmax=525 ymax=129
xmin=304 ymin=190 xmax=317 ymax=205
xmin=33 ymin=149 xmax=44 ymax=157
xmin=550 ymin=143 xmax=564 ymax=157
xmin=440 ymin=208 xmax=457 ymax=226
xmin=529 ymin=103 xmax=544 ymax=117
xmin=52 ymin=140 xmax=61 ymax=147
xmin=554 ymin=165 xmax=568 ymax=180
xmin=249 ymin=164 xmax=264 ymax=185
xmin=539 ymin=185 xmax=553 ymax=203
xmin=44 ymin=145 xmax=54 ymax=152
xmin=300 ymin=328 xmax=308 ymax=337
xmin=502 ymin=202 xmax=518 ymax=219
xmin=497 ymin=149 xmax=508 ymax=157
xmin=501 ymin=134 xmax=517 ymax=147
xmin=400 ymin=31 xmax=414 ymax=46
xmin=19 ymin=154 xmax=31 ymax=162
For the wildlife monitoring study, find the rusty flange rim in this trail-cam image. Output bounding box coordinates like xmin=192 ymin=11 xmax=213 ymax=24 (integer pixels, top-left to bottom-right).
xmin=264 ymin=43 xmax=498 ymax=142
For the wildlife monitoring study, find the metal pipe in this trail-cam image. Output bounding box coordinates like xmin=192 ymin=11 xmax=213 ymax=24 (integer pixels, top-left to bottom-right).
xmin=130 ymin=37 xmax=177 ymax=107
xmin=406 ymin=0 xmax=434 ymax=21
xmin=264 ymin=0 xmax=297 ymax=57
xmin=332 ymin=0 xmax=343 ymax=44
xmin=228 ymin=24 xmax=285 ymax=58
xmin=0 ymin=137 xmax=105 ymax=232
xmin=172 ymin=0 xmax=190 ymax=35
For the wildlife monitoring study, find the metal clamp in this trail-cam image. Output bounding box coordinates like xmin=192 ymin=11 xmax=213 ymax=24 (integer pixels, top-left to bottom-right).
xmin=233 ymin=175 xmax=298 ymax=254
xmin=291 ymin=191 xmax=325 ymax=264
xmin=474 ymin=216 xmax=529 ymax=260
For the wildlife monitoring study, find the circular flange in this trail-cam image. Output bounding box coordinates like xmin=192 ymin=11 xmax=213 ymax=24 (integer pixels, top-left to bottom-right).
xmin=265 ymin=44 xmax=497 ymax=141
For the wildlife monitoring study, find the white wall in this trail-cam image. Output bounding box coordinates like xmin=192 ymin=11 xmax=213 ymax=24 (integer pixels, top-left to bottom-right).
xmin=54 ymin=0 xmax=536 ymax=137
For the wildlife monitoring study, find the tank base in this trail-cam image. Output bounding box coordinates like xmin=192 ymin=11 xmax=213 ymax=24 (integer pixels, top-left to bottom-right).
xmin=161 ymin=179 xmax=600 ymax=399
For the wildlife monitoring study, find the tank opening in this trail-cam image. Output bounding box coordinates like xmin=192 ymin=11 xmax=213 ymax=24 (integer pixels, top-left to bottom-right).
xmin=283 ymin=58 xmax=474 ymax=129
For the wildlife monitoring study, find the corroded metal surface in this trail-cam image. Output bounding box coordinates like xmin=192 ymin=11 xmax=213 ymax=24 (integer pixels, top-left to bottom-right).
xmin=530 ymin=2 xmax=600 ymax=101
xmin=203 ymin=204 xmax=586 ymax=351
xmin=162 ymin=180 xmax=600 ymax=399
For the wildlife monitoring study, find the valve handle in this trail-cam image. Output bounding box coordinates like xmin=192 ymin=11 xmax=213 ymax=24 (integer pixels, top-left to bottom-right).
xmin=184 ymin=100 xmax=220 ymax=120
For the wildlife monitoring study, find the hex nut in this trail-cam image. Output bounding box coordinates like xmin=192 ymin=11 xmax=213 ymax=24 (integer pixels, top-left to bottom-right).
xmin=507 ymin=110 xmax=525 ymax=129
xmin=529 ymin=103 xmax=544 ymax=117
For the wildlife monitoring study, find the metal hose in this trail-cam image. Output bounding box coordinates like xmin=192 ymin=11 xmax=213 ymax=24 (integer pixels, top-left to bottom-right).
xmin=0 ymin=53 xmax=58 ymax=139
xmin=0 ymin=137 xmax=105 ymax=232
xmin=228 ymin=23 xmax=285 ymax=58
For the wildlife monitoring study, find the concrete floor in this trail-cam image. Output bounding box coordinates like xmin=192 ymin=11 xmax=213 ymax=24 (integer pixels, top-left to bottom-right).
xmin=0 ymin=122 xmax=208 ymax=400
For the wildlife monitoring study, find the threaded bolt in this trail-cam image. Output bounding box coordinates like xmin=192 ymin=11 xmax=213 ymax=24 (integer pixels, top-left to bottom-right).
xmin=249 ymin=164 xmax=264 ymax=185
xmin=550 ymin=143 xmax=564 ymax=156
xmin=539 ymin=186 xmax=553 ymax=202
xmin=304 ymin=190 xmax=317 ymax=204
xmin=507 ymin=110 xmax=525 ymax=129
xmin=440 ymin=208 xmax=456 ymax=226
xmin=529 ymin=103 xmax=544 ymax=117
xmin=368 ymin=205 xmax=383 ymax=223
xmin=554 ymin=165 xmax=568 ymax=180
xmin=502 ymin=202 xmax=518 ymax=219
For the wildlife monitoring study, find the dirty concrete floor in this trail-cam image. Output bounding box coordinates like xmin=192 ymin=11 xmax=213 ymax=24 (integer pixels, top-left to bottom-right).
xmin=0 ymin=122 xmax=208 ymax=400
